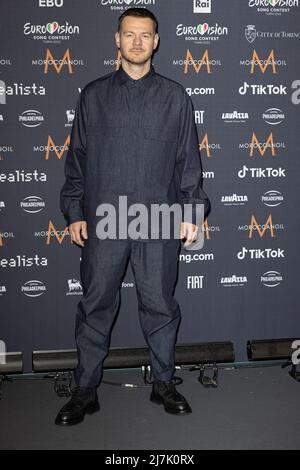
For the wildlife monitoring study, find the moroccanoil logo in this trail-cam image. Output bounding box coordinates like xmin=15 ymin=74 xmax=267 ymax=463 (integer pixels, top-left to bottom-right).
xmin=44 ymin=48 xmax=73 ymax=74
xmin=45 ymin=221 xmax=69 ymax=245
xmin=249 ymin=214 xmax=275 ymax=238
xmin=250 ymin=49 xmax=277 ymax=74
xmin=184 ymin=49 xmax=213 ymax=74
xmin=199 ymin=134 xmax=221 ymax=157
xmin=203 ymin=219 xmax=221 ymax=240
xmin=250 ymin=132 xmax=276 ymax=157
xmin=238 ymin=214 xmax=284 ymax=238
xmin=45 ymin=135 xmax=70 ymax=160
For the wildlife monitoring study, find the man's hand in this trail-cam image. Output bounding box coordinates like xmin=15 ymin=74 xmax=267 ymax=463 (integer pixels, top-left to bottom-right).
xmin=69 ymin=221 xmax=88 ymax=247
xmin=180 ymin=222 xmax=198 ymax=247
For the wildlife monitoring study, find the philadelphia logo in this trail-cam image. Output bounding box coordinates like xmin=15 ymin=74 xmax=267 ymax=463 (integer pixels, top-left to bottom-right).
xmin=261 ymin=271 xmax=283 ymax=287
xmin=19 ymin=110 xmax=44 ymax=128
xmin=263 ymin=108 xmax=285 ymax=125
xmin=20 ymin=196 xmax=46 ymax=214
xmin=21 ymin=280 xmax=46 ymax=297
xmin=262 ymin=190 xmax=283 ymax=207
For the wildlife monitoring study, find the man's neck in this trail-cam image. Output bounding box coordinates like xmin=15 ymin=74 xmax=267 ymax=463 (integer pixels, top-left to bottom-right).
xmin=121 ymin=60 xmax=151 ymax=81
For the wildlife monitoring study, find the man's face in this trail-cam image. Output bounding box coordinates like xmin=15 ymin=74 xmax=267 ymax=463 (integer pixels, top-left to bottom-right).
xmin=115 ymin=16 xmax=159 ymax=66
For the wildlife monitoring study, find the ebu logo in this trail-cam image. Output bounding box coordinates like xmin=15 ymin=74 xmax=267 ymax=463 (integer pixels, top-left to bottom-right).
xmin=39 ymin=0 xmax=64 ymax=6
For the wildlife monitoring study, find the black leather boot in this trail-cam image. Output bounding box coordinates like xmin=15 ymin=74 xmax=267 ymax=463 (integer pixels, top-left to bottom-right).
xmin=150 ymin=379 xmax=192 ymax=415
xmin=55 ymin=386 xmax=100 ymax=426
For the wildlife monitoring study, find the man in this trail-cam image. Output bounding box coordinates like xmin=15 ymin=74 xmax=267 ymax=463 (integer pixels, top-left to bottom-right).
xmin=57 ymin=7 xmax=210 ymax=426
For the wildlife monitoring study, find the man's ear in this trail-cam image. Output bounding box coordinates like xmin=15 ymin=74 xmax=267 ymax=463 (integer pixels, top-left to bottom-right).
xmin=154 ymin=34 xmax=159 ymax=51
xmin=115 ymin=31 xmax=120 ymax=48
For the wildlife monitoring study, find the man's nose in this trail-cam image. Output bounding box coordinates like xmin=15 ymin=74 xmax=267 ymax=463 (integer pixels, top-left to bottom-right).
xmin=133 ymin=37 xmax=142 ymax=46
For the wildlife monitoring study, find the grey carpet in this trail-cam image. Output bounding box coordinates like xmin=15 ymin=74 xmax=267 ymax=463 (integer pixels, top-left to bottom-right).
xmin=0 ymin=366 xmax=299 ymax=450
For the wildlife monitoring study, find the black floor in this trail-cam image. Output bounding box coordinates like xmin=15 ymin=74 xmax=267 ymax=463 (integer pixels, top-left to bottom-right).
xmin=0 ymin=366 xmax=299 ymax=450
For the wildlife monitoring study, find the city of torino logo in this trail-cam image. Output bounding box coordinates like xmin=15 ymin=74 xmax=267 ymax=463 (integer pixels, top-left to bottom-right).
xmin=249 ymin=214 xmax=275 ymax=239
xmin=44 ymin=48 xmax=73 ymax=74
xmin=250 ymin=50 xmax=277 ymax=74
xmin=250 ymin=132 xmax=276 ymax=157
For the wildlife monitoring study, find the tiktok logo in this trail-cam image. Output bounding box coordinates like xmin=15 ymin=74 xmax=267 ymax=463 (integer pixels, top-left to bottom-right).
xmin=239 ymin=82 xmax=287 ymax=95
xmin=238 ymin=165 xmax=286 ymax=179
xmin=237 ymin=247 xmax=285 ymax=260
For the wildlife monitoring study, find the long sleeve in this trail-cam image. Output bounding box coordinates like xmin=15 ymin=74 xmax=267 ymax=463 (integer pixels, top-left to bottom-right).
xmin=60 ymin=89 xmax=88 ymax=226
xmin=175 ymin=93 xmax=211 ymax=225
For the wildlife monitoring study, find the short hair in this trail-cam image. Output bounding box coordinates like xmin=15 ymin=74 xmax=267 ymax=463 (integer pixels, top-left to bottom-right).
xmin=118 ymin=7 xmax=158 ymax=35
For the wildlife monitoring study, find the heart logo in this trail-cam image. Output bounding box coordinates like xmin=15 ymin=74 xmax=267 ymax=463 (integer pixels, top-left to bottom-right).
xmin=124 ymin=0 xmax=134 ymax=5
xmin=198 ymin=23 xmax=209 ymax=35
xmin=47 ymin=22 xmax=59 ymax=34
xmin=269 ymin=0 xmax=280 ymax=6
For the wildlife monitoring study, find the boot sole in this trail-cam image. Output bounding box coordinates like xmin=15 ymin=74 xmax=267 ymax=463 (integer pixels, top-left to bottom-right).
xmin=55 ymin=401 xmax=100 ymax=426
xmin=150 ymin=393 xmax=192 ymax=415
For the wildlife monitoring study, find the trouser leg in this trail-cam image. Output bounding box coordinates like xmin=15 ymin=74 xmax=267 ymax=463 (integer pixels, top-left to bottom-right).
xmin=129 ymin=240 xmax=182 ymax=382
xmin=74 ymin=239 xmax=130 ymax=388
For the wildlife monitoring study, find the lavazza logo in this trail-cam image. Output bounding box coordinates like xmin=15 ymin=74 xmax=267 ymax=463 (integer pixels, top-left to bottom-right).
xmin=222 ymin=111 xmax=249 ymax=123
xmin=248 ymin=0 xmax=299 ymax=15
xmin=221 ymin=275 xmax=248 ymax=288
xmin=221 ymin=194 xmax=248 ymax=206
xmin=24 ymin=21 xmax=80 ymax=43
xmin=176 ymin=22 xmax=228 ymax=44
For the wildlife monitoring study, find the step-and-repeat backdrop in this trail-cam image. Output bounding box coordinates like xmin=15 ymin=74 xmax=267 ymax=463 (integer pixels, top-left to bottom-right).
xmin=0 ymin=0 xmax=299 ymax=372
